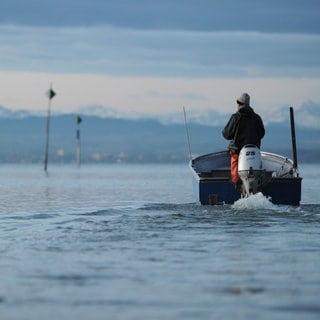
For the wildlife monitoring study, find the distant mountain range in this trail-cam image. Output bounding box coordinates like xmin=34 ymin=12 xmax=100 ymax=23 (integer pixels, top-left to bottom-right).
xmin=0 ymin=106 xmax=319 ymax=163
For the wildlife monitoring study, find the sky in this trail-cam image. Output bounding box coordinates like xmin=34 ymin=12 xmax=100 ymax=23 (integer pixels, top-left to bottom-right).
xmin=0 ymin=0 xmax=320 ymax=126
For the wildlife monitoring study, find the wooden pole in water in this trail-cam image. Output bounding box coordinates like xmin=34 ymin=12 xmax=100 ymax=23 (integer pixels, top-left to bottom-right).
xmin=289 ymin=106 xmax=298 ymax=169
xmin=44 ymin=84 xmax=56 ymax=173
xmin=75 ymin=116 xmax=82 ymax=168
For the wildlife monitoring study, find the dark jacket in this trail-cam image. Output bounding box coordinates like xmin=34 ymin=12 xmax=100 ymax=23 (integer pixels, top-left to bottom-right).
xmin=222 ymin=106 xmax=265 ymax=153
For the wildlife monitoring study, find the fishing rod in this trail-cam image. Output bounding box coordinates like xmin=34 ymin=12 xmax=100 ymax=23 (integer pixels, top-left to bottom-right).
xmin=183 ymin=106 xmax=193 ymax=161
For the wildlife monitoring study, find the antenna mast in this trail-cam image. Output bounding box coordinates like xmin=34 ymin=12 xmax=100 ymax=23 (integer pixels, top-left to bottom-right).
xmin=183 ymin=107 xmax=192 ymax=161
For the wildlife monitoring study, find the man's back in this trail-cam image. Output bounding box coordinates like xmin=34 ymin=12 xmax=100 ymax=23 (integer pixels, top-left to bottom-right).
xmin=222 ymin=105 xmax=265 ymax=151
xmin=236 ymin=106 xmax=265 ymax=149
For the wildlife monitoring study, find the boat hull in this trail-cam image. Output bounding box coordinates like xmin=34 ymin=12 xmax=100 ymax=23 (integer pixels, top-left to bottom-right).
xmin=194 ymin=176 xmax=302 ymax=205
xmin=190 ymin=151 xmax=302 ymax=206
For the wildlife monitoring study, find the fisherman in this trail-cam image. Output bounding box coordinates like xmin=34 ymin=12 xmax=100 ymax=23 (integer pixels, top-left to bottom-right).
xmin=222 ymin=93 xmax=265 ymax=186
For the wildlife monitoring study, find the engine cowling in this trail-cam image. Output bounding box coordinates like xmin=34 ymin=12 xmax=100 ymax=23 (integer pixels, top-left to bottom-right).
xmin=238 ymin=145 xmax=263 ymax=196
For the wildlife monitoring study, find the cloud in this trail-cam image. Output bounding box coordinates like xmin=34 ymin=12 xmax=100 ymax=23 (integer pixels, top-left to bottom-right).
xmin=1 ymin=0 xmax=320 ymax=34
xmin=295 ymin=101 xmax=320 ymax=129
xmin=1 ymin=25 xmax=320 ymax=78
xmin=0 ymin=23 xmax=320 ymax=129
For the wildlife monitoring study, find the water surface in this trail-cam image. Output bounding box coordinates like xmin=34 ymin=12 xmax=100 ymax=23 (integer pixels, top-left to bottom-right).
xmin=0 ymin=163 xmax=319 ymax=319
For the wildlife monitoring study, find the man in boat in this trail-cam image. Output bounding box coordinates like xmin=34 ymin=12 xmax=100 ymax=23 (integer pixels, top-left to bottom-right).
xmin=222 ymin=93 xmax=265 ymax=187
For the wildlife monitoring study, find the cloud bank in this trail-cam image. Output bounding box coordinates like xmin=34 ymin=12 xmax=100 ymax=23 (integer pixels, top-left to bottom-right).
xmin=1 ymin=25 xmax=320 ymax=77
xmin=0 ymin=1 xmax=320 ymax=128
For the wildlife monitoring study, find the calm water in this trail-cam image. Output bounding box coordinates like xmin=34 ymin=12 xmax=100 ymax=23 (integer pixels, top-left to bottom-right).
xmin=0 ymin=163 xmax=319 ymax=320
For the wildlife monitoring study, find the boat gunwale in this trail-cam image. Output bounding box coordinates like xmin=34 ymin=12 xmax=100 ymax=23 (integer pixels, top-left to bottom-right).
xmin=190 ymin=150 xmax=301 ymax=180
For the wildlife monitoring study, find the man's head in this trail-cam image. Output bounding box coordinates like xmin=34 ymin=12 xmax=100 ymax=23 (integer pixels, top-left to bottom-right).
xmin=236 ymin=93 xmax=250 ymax=108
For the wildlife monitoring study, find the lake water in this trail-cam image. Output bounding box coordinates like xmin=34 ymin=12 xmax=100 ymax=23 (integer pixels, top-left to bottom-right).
xmin=0 ymin=163 xmax=319 ymax=320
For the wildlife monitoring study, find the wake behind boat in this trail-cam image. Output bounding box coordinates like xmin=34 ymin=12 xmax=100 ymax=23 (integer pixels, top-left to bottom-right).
xmin=189 ymin=107 xmax=302 ymax=206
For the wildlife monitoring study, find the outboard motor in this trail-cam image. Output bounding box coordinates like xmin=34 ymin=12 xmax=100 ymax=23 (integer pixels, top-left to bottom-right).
xmin=238 ymin=144 xmax=263 ymax=197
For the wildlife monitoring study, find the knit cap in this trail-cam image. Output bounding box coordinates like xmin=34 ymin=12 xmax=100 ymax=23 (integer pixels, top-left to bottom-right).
xmin=237 ymin=93 xmax=250 ymax=106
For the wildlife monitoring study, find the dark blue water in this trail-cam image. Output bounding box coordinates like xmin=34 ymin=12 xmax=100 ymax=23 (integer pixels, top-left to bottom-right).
xmin=0 ymin=164 xmax=319 ymax=319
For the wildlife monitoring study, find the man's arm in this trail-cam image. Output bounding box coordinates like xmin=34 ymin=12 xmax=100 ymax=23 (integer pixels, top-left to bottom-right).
xmin=222 ymin=114 xmax=237 ymax=140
